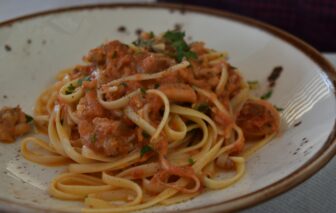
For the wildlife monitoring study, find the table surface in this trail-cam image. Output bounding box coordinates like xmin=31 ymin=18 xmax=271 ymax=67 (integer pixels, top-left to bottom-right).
xmin=0 ymin=1 xmax=335 ymax=213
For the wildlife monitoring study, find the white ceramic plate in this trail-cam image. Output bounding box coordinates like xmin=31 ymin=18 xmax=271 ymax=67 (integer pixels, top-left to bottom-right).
xmin=0 ymin=3 xmax=335 ymax=213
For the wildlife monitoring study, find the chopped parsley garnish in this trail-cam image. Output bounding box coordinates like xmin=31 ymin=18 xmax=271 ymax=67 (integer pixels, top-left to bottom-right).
xmin=90 ymin=133 xmax=97 ymax=143
xmin=188 ymin=158 xmax=195 ymax=165
xmin=194 ymin=103 xmax=210 ymax=113
xmin=163 ymin=30 xmax=197 ymax=62
xmin=163 ymin=31 xmax=185 ymax=43
xmin=120 ymin=82 xmax=128 ymax=87
xmin=140 ymin=145 xmax=153 ymax=156
xmin=154 ymin=83 xmax=160 ymax=89
xmin=140 ymin=87 xmax=147 ymax=95
xmin=149 ymin=31 xmax=155 ymax=38
xmin=65 ymin=84 xmax=76 ymax=95
xmin=182 ymin=51 xmax=197 ymax=61
xmin=142 ymin=131 xmax=150 ymax=139
xmin=77 ymin=76 xmax=91 ymax=86
xmin=247 ymin=81 xmax=259 ymax=90
xmin=274 ymin=105 xmax=284 ymax=112
xmin=25 ymin=114 xmax=33 ymax=123
xmin=260 ymin=90 xmax=273 ymax=100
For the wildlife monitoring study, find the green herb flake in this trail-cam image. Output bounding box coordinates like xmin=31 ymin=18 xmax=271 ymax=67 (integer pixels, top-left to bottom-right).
xmin=90 ymin=133 xmax=97 ymax=143
xmin=247 ymin=81 xmax=259 ymax=90
xmin=140 ymin=145 xmax=153 ymax=157
xmin=184 ymin=51 xmax=197 ymax=60
xmin=25 ymin=114 xmax=33 ymax=123
xmin=149 ymin=31 xmax=155 ymax=38
xmin=274 ymin=105 xmax=284 ymax=112
xmin=260 ymin=90 xmax=273 ymax=100
xmin=154 ymin=83 xmax=160 ymax=89
xmin=188 ymin=158 xmax=195 ymax=165
xmin=65 ymin=84 xmax=76 ymax=95
xmin=140 ymin=87 xmax=147 ymax=95
xmin=194 ymin=103 xmax=210 ymax=113
xmin=77 ymin=76 xmax=91 ymax=86
xmin=164 ymin=31 xmax=185 ymax=42
xmin=142 ymin=131 xmax=150 ymax=139
xmin=163 ymin=30 xmax=197 ymax=62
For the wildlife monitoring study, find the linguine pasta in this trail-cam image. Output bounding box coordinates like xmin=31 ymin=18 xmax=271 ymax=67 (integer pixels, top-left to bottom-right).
xmin=21 ymin=31 xmax=280 ymax=212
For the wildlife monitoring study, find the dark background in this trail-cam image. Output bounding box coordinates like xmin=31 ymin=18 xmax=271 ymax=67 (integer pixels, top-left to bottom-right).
xmin=160 ymin=0 xmax=336 ymax=52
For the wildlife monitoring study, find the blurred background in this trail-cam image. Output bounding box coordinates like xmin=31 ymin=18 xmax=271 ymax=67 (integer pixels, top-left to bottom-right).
xmin=0 ymin=1 xmax=335 ymax=213
xmin=160 ymin=0 xmax=336 ymax=52
xmin=1 ymin=0 xmax=335 ymax=52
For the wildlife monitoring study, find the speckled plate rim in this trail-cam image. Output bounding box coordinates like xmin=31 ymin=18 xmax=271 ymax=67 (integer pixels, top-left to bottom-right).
xmin=0 ymin=3 xmax=335 ymax=213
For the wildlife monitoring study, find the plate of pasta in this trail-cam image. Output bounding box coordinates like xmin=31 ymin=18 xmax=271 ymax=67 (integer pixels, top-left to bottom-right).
xmin=0 ymin=3 xmax=335 ymax=213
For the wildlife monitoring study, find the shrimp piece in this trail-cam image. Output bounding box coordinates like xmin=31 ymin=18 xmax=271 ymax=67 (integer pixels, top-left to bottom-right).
xmin=78 ymin=117 xmax=135 ymax=156
xmin=237 ymin=99 xmax=280 ymax=139
xmin=140 ymin=54 xmax=175 ymax=73
xmin=159 ymin=83 xmax=197 ymax=103
xmin=0 ymin=106 xmax=31 ymax=142
xmin=76 ymin=91 xmax=106 ymax=120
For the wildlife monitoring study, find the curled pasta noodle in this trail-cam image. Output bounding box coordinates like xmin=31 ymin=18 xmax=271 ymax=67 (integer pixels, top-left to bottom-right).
xmin=98 ymin=89 xmax=141 ymax=110
xmin=203 ymin=157 xmax=245 ymax=189
xmin=59 ymin=78 xmax=84 ymax=104
xmin=124 ymin=106 xmax=156 ymax=136
xmin=21 ymin=137 xmax=69 ymax=165
xmin=104 ymin=61 xmax=190 ymax=88
xmin=164 ymin=115 xmax=187 ymax=141
xmin=146 ymin=89 xmax=170 ymax=142
xmin=215 ymin=64 xmax=229 ymax=95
